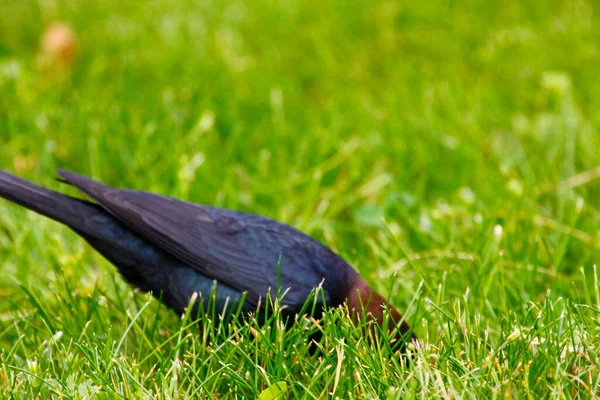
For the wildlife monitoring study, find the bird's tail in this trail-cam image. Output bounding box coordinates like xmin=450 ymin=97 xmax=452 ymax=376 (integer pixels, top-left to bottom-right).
xmin=0 ymin=170 xmax=97 ymax=229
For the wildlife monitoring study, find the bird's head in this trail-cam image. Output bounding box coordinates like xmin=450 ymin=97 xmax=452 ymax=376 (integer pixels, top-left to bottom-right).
xmin=346 ymin=276 xmax=416 ymax=353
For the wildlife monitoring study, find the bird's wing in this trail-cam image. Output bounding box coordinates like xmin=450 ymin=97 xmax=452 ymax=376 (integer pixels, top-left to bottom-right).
xmin=57 ymin=170 xmax=330 ymax=308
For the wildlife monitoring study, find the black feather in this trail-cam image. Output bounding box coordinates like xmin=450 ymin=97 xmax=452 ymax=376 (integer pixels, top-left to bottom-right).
xmin=1 ymin=170 xmax=359 ymax=322
xmin=56 ymin=170 xmax=357 ymax=311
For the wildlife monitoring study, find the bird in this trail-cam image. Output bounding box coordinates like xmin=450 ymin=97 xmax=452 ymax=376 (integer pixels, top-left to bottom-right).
xmin=0 ymin=169 xmax=415 ymax=351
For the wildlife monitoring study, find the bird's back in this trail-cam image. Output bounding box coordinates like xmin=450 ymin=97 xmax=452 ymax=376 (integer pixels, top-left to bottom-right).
xmin=58 ymin=170 xmax=359 ymax=312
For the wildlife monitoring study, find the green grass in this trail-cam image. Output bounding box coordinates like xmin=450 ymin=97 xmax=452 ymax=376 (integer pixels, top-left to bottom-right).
xmin=1 ymin=0 xmax=600 ymax=397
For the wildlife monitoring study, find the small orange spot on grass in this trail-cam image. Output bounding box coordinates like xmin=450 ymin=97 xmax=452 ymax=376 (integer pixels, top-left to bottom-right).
xmin=38 ymin=22 xmax=77 ymax=70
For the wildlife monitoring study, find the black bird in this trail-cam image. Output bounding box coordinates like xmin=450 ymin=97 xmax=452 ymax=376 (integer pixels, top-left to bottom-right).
xmin=0 ymin=170 xmax=415 ymax=349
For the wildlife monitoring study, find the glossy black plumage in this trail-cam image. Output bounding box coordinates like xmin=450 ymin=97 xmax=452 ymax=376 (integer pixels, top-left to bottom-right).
xmin=0 ymin=170 xmax=414 ymax=348
xmin=0 ymin=170 xmax=358 ymax=318
xmin=58 ymin=170 xmax=359 ymax=310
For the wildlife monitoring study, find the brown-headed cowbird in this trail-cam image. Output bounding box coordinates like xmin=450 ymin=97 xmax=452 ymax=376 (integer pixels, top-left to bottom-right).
xmin=0 ymin=170 xmax=415 ymax=350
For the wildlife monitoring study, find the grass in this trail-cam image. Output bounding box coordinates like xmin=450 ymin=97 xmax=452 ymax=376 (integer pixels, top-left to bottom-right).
xmin=1 ymin=0 xmax=600 ymax=397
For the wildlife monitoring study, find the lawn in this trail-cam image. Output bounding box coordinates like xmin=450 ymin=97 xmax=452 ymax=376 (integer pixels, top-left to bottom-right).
xmin=1 ymin=0 xmax=600 ymax=398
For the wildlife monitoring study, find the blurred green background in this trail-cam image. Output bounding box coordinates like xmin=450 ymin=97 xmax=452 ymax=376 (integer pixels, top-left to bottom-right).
xmin=1 ymin=0 xmax=599 ymax=397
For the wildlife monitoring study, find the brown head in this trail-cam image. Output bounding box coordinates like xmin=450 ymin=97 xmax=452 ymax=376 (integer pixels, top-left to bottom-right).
xmin=345 ymin=276 xmax=416 ymax=352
